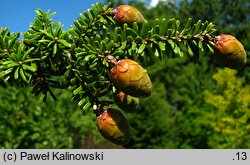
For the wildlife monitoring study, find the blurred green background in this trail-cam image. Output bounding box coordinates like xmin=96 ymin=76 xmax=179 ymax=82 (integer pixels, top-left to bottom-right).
xmin=1 ymin=0 xmax=250 ymax=148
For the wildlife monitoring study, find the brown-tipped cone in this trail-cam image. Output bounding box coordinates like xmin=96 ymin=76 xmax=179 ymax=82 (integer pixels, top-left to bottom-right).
xmin=112 ymin=5 xmax=145 ymax=24
xmin=110 ymin=59 xmax=152 ymax=97
xmin=214 ymin=34 xmax=247 ymax=70
xmin=97 ymin=109 xmax=130 ymax=145
xmin=114 ymin=91 xmax=140 ymax=113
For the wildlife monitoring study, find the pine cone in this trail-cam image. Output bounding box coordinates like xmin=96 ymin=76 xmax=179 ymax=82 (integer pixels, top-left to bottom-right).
xmin=114 ymin=91 xmax=140 ymax=113
xmin=112 ymin=5 xmax=145 ymax=24
xmin=214 ymin=34 xmax=247 ymax=70
xmin=97 ymin=109 xmax=130 ymax=145
xmin=110 ymin=59 xmax=152 ymax=97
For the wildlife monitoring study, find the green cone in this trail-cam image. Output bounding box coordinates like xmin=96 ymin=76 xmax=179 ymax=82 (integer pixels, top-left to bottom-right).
xmin=96 ymin=109 xmax=130 ymax=145
xmin=112 ymin=5 xmax=145 ymax=24
xmin=110 ymin=59 xmax=152 ymax=97
xmin=114 ymin=91 xmax=140 ymax=113
xmin=214 ymin=34 xmax=247 ymax=70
